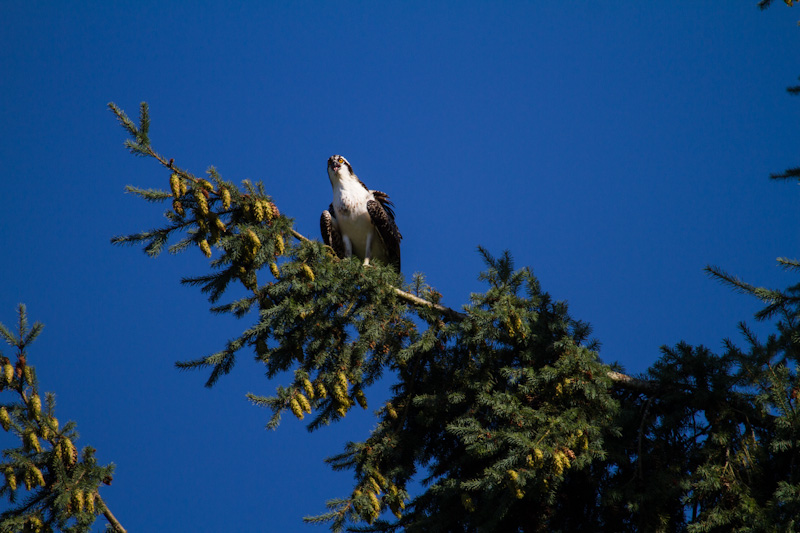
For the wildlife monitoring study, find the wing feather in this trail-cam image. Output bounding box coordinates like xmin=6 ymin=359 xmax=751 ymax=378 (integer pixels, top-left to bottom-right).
xmin=371 ymin=190 xmax=396 ymax=219
xmin=320 ymin=208 xmax=345 ymax=259
xmin=366 ymin=199 xmax=402 ymax=271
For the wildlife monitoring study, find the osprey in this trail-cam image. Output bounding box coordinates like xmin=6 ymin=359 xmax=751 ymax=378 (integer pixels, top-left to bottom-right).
xmin=320 ymin=155 xmax=402 ymax=270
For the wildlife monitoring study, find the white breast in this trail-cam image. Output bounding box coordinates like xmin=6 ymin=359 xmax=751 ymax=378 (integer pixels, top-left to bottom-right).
xmin=333 ymin=181 xmax=388 ymax=262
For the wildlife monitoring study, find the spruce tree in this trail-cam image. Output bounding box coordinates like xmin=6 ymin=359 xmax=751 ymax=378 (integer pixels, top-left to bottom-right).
xmin=99 ymin=96 xmax=800 ymax=532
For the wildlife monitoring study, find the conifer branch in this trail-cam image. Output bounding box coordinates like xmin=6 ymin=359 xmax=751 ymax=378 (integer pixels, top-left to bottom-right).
xmin=777 ymin=257 xmax=800 ymax=271
xmin=97 ymin=496 xmax=127 ymax=533
xmin=606 ymin=370 xmax=658 ymax=393
xmin=0 ymin=305 xmax=123 ymax=533
xmin=770 ymin=166 xmax=800 ymax=182
xmin=392 ymin=287 xmax=467 ymax=321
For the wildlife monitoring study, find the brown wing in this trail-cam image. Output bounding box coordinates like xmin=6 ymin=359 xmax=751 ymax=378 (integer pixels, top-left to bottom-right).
xmin=371 ymin=190 xmax=396 ymax=219
xmin=366 ymin=198 xmax=402 ymax=271
xmin=320 ymin=207 xmax=345 ymax=259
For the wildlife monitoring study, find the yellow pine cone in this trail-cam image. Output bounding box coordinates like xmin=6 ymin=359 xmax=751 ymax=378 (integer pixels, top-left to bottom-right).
xmin=386 ymin=403 xmax=398 ymax=419
xmin=169 ymin=173 xmax=181 ymax=197
xmin=337 ymin=372 xmax=349 ymax=394
xmin=220 ymin=187 xmax=232 ymax=210
xmin=355 ymin=389 xmax=368 ymax=409
xmin=269 ymin=262 xmax=280 ymax=279
xmin=198 ymin=178 xmax=214 ymax=191
xmin=73 ymin=489 xmax=85 ymax=513
xmin=368 ymin=476 xmax=382 ymax=494
xmin=302 ymin=264 xmax=315 ymax=281
xmin=25 ymin=430 xmax=41 ymax=453
xmin=315 ymin=381 xmax=327 ymax=399
xmin=29 ymin=394 xmax=41 ymax=419
xmin=553 ymin=451 xmax=570 ymax=476
xmin=179 ymin=179 xmax=188 ymax=197
xmin=24 ymin=472 xmax=32 ymax=490
xmin=289 ymin=397 xmax=304 ymax=420
xmin=86 ymin=491 xmax=96 ymax=514
xmin=275 ymin=234 xmax=285 ymax=256
xmin=199 ymin=239 xmax=212 ymax=258
xmin=195 ymin=189 xmax=209 ymax=217
xmin=332 ymin=383 xmax=345 ymax=403
xmin=0 ymin=407 xmax=10 ymax=431
xmin=62 ymin=438 xmax=77 ymax=467
xmin=246 ymin=229 xmax=261 ymax=249
xmin=3 ymin=363 xmax=13 ymax=384
xmin=297 ymin=393 xmax=312 ymax=414
xmin=515 ymin=488 xmax=525 ymax=499
xmin=32 ymin=466 xmax=45 ymax=487
xmin=560 ymin=450 xmax=570 ymax=464
xmin=4 ymin=468 xmax=16 ymax=491
xmin=214 ymin=216 xmax=227 ymax=234
xmin=335 ymin=403 xmax=349 ymax=417
xmin=172 ymin=199 xmax=185 ymax=217
xmin=253 ymin=201 xmax=265 ymax=222
xmin=23 ymin=366 xmax=33 ymax=386
xmin=302 ymin=378 xmax=315 ymax=399
xmin=368 ymin=491 xmax=381 ymax=513
xmin=507 ymin=469 xmax=519 ymax=484
xmin=262 ymin=200 xmax=274 ymax=221
xmin=528 ymin=448 xmax=545 ymax=467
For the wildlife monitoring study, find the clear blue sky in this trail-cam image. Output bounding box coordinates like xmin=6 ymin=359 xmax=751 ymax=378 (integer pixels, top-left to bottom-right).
xmin=1 ymin=2 xmax=798 ymax=531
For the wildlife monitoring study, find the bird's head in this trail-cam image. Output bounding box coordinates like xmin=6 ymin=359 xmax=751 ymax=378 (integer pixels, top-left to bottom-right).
xmin=327 ymin=154 xmax=355 ymax=183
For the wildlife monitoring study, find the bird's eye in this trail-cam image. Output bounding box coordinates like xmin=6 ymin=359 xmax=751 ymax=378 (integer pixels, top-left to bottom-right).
xmin=338 ymin=158 xmax=344 ymax=164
